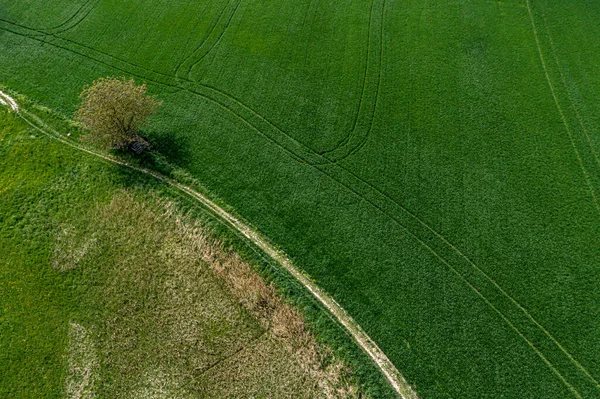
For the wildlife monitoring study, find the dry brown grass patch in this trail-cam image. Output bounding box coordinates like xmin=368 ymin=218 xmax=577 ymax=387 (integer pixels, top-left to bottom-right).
xmin=65 ymin=323 xmax=99 ymax=399
xmin=158 ymin=197 xmax=365 ymax=398
xmin=61 ymin=190 xmax=364 ymax=398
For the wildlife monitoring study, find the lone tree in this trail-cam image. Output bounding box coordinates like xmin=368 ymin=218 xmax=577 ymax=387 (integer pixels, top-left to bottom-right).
xmin=76 ymin=77 xmax=162 ymax=150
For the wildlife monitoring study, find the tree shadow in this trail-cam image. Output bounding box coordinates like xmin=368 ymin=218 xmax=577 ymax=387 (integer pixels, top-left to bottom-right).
xmin=108 ymin=130 xmax=194 ymax=191
xmin=142 ymin=130 xmax=193 ymax=169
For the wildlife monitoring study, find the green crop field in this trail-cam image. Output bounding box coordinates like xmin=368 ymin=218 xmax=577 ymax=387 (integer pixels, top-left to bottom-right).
xmin=1 ymin=0 xmax=599 ymax=397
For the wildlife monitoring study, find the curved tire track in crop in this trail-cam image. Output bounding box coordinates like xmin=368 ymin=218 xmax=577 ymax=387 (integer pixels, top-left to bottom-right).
xmin=176 ymin=0 xmax=243 ymax=82
xmin=174 ymin=0 xmax=239 ymax=80
xmin=314 ymin=0 xmax=383 ymax=165
xmin=26 ymin=0 xmax=100 ymax=38
xmin=175 ymin=0 xmax=380 ymax=163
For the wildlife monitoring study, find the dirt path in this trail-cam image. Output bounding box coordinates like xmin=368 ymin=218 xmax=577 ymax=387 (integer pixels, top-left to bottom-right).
xmin=0 ymin=90 xmax=18 ymax=111
xmin=2 ymin=91 xmax=417 ymax=399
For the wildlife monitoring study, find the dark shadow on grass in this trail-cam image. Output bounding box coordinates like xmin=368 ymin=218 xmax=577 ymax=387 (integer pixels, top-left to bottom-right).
xmin=143 ymin=130 xmax=193 ymax=169
xmin=107 ymin=130 xmax=193 ymax=191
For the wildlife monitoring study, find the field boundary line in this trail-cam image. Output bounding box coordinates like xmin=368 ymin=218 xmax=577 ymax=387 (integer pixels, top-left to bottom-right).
xmin=525 ymin=0 xmax=600 ymax=218
xmin=3 ymin=93 xmax=418 ymax=399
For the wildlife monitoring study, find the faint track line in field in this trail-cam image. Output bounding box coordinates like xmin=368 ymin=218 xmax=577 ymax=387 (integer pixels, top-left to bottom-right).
xmin=43 ymin=0 xmax=99 ymax=36
xmin=27 ymin=0 xmax=99 ymax=38
xmin=184 ymin=0 xmax=243 ymax=81
xmin=300 ymin=0 xmax=316 ymax=28
xmin=539 ymin=9 xmax=600 ymax=168
xmin=319 ymin=0 xmax=376 ymax=157
xmin=172 ymin=2 xmax=214 ymax=73
xmin=320 ymin=0 xmax=385 ymax=164
xmin=174 ymin=0 xmax=236 ymax=80
xmin=4 ymin=14 xmax=597 ymax=393
xmin=316 ymin=0 xmax=384 ymax=164
xmin=195 ymin=329 xmax=269 ymax=378
xmin=11 ymin=101 xmax=418 ymax=399
xmin=319 ymin=163 xmax=593 ymax=398
xmin=45 ymin=0 xmax=96 ymax=31
xmin=525 ymin=0 xmax=600 ymax=218
xmin=174 ymin=0 xmax=229 ymax=77
xmin=395 ymin=220 xmax=583 ymax=398
xmin=0 ymin=20 xmax=184 ymax=86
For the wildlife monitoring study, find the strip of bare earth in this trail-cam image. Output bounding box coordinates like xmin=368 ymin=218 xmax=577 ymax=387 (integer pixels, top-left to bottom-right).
xmin=0 ymin=90 xmax=418 ymax=399
xmin=0 ymin=90 xmax=18 ymax=111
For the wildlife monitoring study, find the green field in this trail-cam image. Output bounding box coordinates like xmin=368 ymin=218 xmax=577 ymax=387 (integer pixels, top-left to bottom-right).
xmin=1 ymin=0 xmax=599 ymax=397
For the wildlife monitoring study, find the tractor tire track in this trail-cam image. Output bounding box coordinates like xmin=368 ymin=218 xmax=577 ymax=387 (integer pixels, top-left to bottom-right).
xmin=315 ymin=0 xmax=383 ymax=164
xmin=539 ymin=9 xmax=600 ymax=168
xmin=173 ymin=0 xmax=232 ymax=78
xmin=28 ymin=0 xmax=99 ymax=38
xmin=46 ymin=0 xmax=96 ymax=31
xmin=525 ymin=0 xmax=600 ymax=218
xmin=185 ymin=0 xmax=243 ymax=81
xmin=174 ymin=0 xmax=240 ymax=81
xmin=317 ymin=0 xmax=376 ymax=157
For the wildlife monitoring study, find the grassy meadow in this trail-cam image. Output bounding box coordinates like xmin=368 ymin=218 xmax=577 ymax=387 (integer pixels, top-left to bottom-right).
xmin=1 ymin=0 xmax=600 ymax=397
xmin=0 ymin=106 xmax=393 ymax=397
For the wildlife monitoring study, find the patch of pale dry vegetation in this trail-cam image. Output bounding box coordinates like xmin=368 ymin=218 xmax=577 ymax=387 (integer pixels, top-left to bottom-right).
xmin=60 ymin=190 xmax=364 ymax=398
xmin=65 ymin=323 xmax=99 ymax=399
xmin=52 ymin=224 xmax=97 ymax=272
xmin=161 ymin=198 xmax=364 ymax=398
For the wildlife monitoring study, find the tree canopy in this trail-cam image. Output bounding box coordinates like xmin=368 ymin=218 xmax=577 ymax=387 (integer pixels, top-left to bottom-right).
xmin=75 ymin=77 xmax=161 ymax=150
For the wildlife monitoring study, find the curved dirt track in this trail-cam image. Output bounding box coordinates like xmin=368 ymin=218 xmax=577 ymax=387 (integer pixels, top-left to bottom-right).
xmin=0 ymin=91 xmax=418 ymax=399
xmin=0 ymin=90 xmax=18 ymax=111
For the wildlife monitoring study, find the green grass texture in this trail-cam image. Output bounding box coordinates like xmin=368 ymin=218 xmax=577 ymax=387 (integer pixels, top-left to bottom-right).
xmin=1 ymin=0 xmax=599 ymax=397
